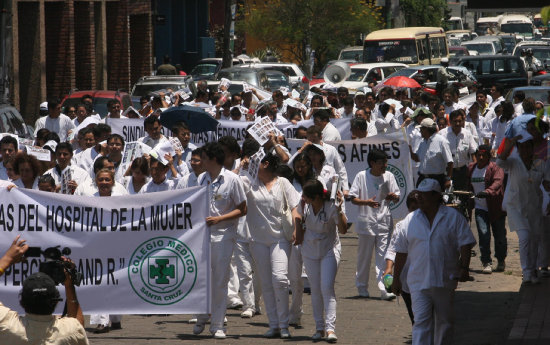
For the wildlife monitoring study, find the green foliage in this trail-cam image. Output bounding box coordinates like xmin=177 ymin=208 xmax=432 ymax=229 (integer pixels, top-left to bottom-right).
xmin=400 ymin=0 xmax=447 ymax=27
xmin=239 ymin=0 xmax=384 ymax=68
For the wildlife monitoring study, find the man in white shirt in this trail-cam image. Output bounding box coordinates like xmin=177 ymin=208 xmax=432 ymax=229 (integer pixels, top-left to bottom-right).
xmin=349 ymin=148 xmax=400 ymax=300
xmin=34 ymin=99 xmax=75 ymax=142
xmin=0 ymin=136 xmax=19 ymax=180
xmin=73 ymin=124 xmax=111 ymax=177
xmin=170 ymin=122 xmax=197 ymax=171
xmin=138 ymin=116 xmax=168 ymax=148
xmin=466 ymin=102 xmax=491 ymax=145
xmin=338 ymin=96 xmax=355 ymax=118
xmin=489 ymin=84 xmax=505 ymax=109
xmin=103 ymin=99 xmax=126 ymax=120
xmin=410 ymin=118 xmax=454 ymax=189
xmin=313 ymin=109 xmax=341 ymax=142
xmin=476 ymin=90 xmax=497 ymax=124
xmin=442 ymin=89 xmax=460 ymax=115
xmin=513 ymin=91 xmax=525 ymax=117
xmin=176 ymin=147 xmax=204 ymax=189
xmin=44 ymin=142 xmax=91 ymax=193
xmin=193 ymin=142 xmax=247 ymax=339
xmin=392 ymin=178 xmax=476 ymax=345
xmin=442 ymin=110 xmax=478 ymax=190
xmin=73 ymin=157 xmax=127 ymax=196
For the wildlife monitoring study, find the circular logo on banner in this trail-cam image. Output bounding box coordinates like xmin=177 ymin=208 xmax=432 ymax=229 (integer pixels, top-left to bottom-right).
xmin=128 ymin=237 xmax=198 ymax=305
xmin=386 ymin=164 xmax=407 ymax=211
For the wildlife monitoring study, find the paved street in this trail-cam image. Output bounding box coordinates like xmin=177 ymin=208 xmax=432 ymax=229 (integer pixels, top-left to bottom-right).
xmin=86 ymin=223 xmax=523 ymax=345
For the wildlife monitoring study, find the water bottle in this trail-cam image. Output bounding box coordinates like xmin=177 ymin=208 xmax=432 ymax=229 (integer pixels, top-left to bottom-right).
xmin=383 ymin=274 xmax=393 ymax=292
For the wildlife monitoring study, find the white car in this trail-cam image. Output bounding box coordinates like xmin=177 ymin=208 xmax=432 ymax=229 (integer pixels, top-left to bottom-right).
xmin=236 ymin=62 xmax=309 ymax=90
xmin=315 ymin=62 xmax=408 ymax=94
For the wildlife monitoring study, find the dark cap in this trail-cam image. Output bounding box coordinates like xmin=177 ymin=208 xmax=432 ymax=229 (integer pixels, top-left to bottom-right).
xmin=21 ymin=272 xmax=61 ymax=303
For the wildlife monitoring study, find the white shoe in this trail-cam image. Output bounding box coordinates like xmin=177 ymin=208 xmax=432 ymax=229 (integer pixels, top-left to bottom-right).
xmin=240 ymin=309 xmax=254 ymax=318
xmin=188 ymin=317 xmax=197 ymax=324
xmin=213 ymin=330 xmax=226 ymax=339
xmin=264 ymin=328 xmax=280 ymax=338
xmin=482 ymin=264 xmax=493 ymax=274
xmin=327 ymin=332 xmax=338 ymax=343
xmin=280 ymin=328 xmax=291 ymax=339
xmin=357 ymin=288 xmax=369 ymax=298
xmin=311 ymin=330 xmax=325 ymax=340
xmin=381 ymin=291 xmax=396 ymax=301
xmin=227 ymin=300 xmax=244 ymax=309
xmin=193 ymin=323 xmax=205 ymax=335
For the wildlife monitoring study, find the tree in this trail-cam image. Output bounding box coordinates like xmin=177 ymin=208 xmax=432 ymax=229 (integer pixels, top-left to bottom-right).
xmin=240 ymin=0 xmax=384 ymax=73
xmin=400 ymin=0 xmax=447 ymax=27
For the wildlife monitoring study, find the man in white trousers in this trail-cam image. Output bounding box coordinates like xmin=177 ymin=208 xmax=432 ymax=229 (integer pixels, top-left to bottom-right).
xmin=392 ymin=178 xmax=476 ymax=345
xmin=349 ymin=148 xmax=400 ymax=300
xmin=193 ymin=142 xmax=247 ymax=339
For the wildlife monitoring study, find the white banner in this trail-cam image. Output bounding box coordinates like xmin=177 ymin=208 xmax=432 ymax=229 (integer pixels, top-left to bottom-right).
xmin=287 ymin=130 xmax=413 ymax=221
xmin=106 ymin=118 xmax=173 ymax=143
xmin=0 ymin=187 xmax=210 ymax=315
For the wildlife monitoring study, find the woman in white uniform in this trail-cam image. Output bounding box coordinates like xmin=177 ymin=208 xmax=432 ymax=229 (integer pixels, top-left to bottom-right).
xmin=497 ymin=131 xmax=549 ymax=284
xmin=123 ymin=157 xmax=150 ymax=194
xmin=12 ymin=153 xmax=41 ymax=190
xmin=90 ymin=168 xmax=126 ymax=332
xmin=304 ymin=144 xmax=336 ymax=187
xmin=297 ymin=179 xmax=347 ymax=343
xmin=241 ymin=152 xmax=301 ymax=339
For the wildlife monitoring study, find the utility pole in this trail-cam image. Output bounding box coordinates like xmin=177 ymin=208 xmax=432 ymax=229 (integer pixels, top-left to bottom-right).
xmin=222 ymin=0 xmax=234 ymax=68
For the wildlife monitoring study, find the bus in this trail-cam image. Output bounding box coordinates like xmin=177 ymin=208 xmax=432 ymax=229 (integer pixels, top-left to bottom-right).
xmin=499 ymin=15 xmax=534 ymax=40
xmin=475 ymin=16 xmax=501 ymax=36
xmin=363 ymin=27 xmax=448 ymax=66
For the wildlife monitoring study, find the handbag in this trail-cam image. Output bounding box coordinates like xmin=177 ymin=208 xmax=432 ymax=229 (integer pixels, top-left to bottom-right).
xmin=280 ymin=180 xmax=295 ymax=242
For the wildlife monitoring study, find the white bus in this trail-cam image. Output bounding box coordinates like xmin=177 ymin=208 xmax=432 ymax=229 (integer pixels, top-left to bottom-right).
xmin=363 ymin=27 xmax=448 ymax=66
xmin=499 ymin=15 xmax=534 ymax=40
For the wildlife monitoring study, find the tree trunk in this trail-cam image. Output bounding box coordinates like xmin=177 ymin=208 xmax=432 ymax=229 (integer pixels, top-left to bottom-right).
xmin=222 ymin=0 xmax=233 ymax=68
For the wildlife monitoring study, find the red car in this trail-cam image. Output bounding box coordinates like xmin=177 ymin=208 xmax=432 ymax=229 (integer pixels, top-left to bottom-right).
xmin=61 ymin=90 xmax=132 ymax=118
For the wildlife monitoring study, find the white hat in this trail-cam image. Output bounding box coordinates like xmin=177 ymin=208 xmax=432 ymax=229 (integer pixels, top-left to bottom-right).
xmin=517 ymin=130 xmax=534 ymax=143
xmin=322 ymin=83 xmax=338 ymax=94
xmin=40 ymin=102 xmax=48 ymax=111
xmin=417 ymin=178 xmax=442 ymax=193
xmin=418 ymin=118 xmax=437 ymax=129
xmin=354 ymin=91 xmax=366 ymax=97
xmin=441 ymin=57 xmax=449 ymax=63
xmin=43 ymin=140 xmax=58 ymax=153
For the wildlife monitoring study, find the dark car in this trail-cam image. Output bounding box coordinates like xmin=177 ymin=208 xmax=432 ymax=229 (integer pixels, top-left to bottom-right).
xmin=530 ymin=74 xmax=550 ymax=86
xmin=264 ymin=70 xmax=291 ymax=91
xmin=130 ymin=75 xmax=196 ymax=109
xmin=455 ymin=55 xmax=527 ymax=90
xmin=190 ymin=57 xmax=254 ymax=81
xmin=216 ymin=67 xmax=270 ymax=90
xmin=61 ymin=90 xmax=132 ymax=119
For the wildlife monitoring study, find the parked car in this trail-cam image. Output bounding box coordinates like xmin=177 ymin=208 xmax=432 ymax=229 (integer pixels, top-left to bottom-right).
xmin=530 ymin=74 xmax=550 ymax=86
xmin=512 ymin=41 xmax=550 ymax=72
xmin=61 ymin=90 xmax=132 ymax=118
xmin=386 ymin=65 xmax=478 ymax=92
xmin=264 ymin=70 xmax=291 ymax=91
xmin=326 ymin=62 xmax=408 ymax=93
xmin=497 ymin=34 xmax=518 ymax=55
xmin=338 ymin=46 xmax=364 ymax=62
xmin=455 ymin=55 xmax=528 ymax=90
xmin=190 ymin=58 xmax=251 ymax=81
xmin=505 ymin=86 xmax=550 ymax=105
xmin=449 ymin=46 xmax=471 ymax=65
xmin=236 ymin=62 xmax=309 ymax=90
xmin=0 ymin=104 xmax=34 ymax=141
xmin=461 ymin=36 xmax=505 ymax=55
xmin=216 ymin=67 xmax=270 ymax=91
xmin=130 ymin=75 xmax=196 ymax=109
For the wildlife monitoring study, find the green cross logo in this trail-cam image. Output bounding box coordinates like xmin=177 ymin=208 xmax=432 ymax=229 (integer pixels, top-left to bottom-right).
xmin=149 ymin=258 xmax=175 ymax=284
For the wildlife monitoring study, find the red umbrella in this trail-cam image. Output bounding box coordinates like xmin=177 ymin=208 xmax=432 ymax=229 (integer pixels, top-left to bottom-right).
xmin=382 ymin=76 xmax=422 ymax=88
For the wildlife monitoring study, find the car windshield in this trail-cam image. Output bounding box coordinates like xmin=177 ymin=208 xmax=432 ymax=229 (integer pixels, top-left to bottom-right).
xmin=364 ymin=40 xmax=418 ymax=64
xmin=512 ymin=89 xmax=550 ymax=105
xmin=132 ymin=83 xmax=187 ymax=97
xmin=448 ymin=38 xmax=462 ymax=46
xmin=462 ymin=43 xmax=493 ymax=54
xmin=265 ymin=73 xmax=290 ymax=90
xmin=513 ymin=47 xmax=550 ymax=60
xmin=347 ymin=69 xmax=369 ymax=82
xmin=501 ymin=23 xmax=532 ymax=36
xmin=340 ymin=50 xmax=363 ymax=61
xmin=217 ymin=71 xmax=259 ymax=85
xmin=191 ymin=64 xmax=218 ymax=77
xmin=386 ymin=68 xmax=416 ymax=78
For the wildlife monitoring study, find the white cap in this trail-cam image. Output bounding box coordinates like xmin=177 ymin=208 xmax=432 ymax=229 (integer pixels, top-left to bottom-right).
xmin=418 ymin=118 xmax=437 ymax=129
xmin=43 ymin=140 xmax=58 ymax=153
xmin=40 ymin=102 xmax=48 ymax=111
xmin=517 ymin=130 xmax=534 ymax=143
xmin=417 ymin=178 xmax=442 ymax=193
xmin=441 ymin=57 xmax=449 ymax=63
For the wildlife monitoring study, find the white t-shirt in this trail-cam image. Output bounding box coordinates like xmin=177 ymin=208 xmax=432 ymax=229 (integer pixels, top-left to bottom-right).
xmin=73 ymin=180 xmax=127 ymax=196
xmin=176 ymin=172 xmax=200 ymax=189
xmin=44 ymin=165 xmax=91 ymax=191
xmin=299 ymin=201 xmax=341 ymax=260
xmin=34 ymin=114 xmax=75 ymax=142
xmin=123 ymin=176 xmax=151 ymax=195
xmin=471 ymin=166 xmax=488 ymax=211
xmin=349 ymin=169 xmax=400 ymax=235
xmin=322 ymin=122 xmax=341 ymax=142
xmin=241 ymin=176 xmax=300 ymax=245
xmin=139 ymin=178 xmax=177 ymax=194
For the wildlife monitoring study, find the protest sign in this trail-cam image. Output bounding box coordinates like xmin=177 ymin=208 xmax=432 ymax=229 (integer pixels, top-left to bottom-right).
xmin=106 ymin=118 xmax=173 ymax=143
xmin=0 ymin=187 xmax=210 ymax=315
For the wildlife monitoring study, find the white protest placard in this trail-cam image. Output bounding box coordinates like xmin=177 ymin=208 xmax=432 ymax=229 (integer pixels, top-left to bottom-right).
xmin=247 ymin=117 xmax=277 ymax=146
xmin=60 ymin=168 xmax=72 ymax=195
xmin=246 ymin=147 xmax=265 ymax=181
xmin=0 ymin=187 xmax=210 ymax=315
xmin=286 ymin=130 xmax=413 ymax=222
xmin=25 ymin=146 xmax=51 ymax=162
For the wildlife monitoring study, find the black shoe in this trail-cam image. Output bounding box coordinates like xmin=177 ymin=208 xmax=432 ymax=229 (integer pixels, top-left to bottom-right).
xmin=111 ymin=322 xmax=122 ymax=330
xmin=94 ymin=325 xmax=110 ymax=334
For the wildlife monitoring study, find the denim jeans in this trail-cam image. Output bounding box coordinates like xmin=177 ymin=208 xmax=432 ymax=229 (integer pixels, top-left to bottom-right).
xmin=475 ymin=208 xmax=507 ymax=265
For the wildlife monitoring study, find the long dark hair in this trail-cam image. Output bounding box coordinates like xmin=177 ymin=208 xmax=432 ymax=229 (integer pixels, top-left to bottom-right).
xmin=292 ymin=152 xmax=315 ymax=187
xmin=302 ymin=179 xmax=329 ymax=201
